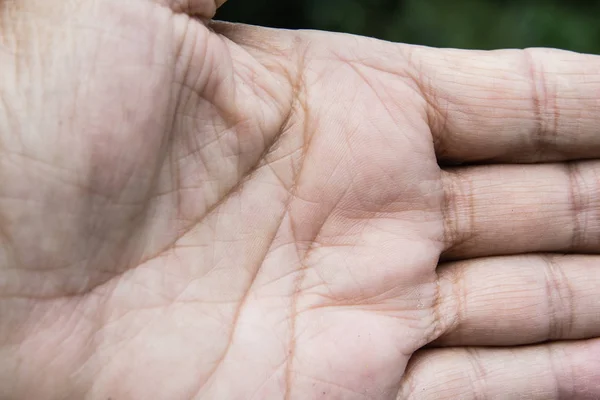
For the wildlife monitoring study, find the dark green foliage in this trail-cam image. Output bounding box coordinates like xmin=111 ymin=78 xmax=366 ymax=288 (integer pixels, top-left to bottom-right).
xmin=217 ymin=0 xmax=600 ymax=53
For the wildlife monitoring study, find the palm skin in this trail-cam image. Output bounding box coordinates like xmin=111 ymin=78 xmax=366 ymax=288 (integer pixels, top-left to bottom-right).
xmin=1 ymin=1 xmax=599 ymax=399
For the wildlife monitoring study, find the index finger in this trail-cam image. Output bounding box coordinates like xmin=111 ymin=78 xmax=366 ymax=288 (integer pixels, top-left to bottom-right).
xmin=408 ymin=46 xmax=600 ymax=163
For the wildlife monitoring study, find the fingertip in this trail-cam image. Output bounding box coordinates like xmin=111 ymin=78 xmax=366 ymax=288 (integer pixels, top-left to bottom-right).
xmin=158 ymin=0 xmax=228 ymax=18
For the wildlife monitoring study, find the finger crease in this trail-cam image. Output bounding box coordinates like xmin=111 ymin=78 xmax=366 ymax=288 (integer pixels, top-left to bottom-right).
xmin=541 ymin=256 xmax=575 ymax=340
xmin=441 ymin=171 xmax=476 ymax=255
xmin=565 ymin=163 xmax=587 ymax=250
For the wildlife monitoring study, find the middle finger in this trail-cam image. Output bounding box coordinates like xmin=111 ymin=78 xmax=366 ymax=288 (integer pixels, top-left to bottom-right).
xmin=440 ymin=160 xmax=600 ymax=260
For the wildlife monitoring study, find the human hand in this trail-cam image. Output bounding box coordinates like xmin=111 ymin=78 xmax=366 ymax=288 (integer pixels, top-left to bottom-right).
xmin=1 ymin=1 xmax=599 ymax=398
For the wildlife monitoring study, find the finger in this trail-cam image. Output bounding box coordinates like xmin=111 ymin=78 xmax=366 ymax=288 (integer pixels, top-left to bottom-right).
xmin=157 ymin=0 xmax=228 ymax=17
xmin=398 ymin=339 xmax=600 ymax=400
xmin=441 ymin=161 xmax=600 ymax=259
xmin=407 ymin=46 xmax=600 ymax=163
xmin=432 ymin=255 xmax=600 ymax=347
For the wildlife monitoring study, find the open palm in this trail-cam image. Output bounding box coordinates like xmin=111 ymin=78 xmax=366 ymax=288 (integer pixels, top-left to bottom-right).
xmin=1 ymin=1 xmax=599 ymax=399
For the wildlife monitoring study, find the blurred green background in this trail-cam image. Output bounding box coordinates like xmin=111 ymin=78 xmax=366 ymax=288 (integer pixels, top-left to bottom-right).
xmin=217 ymin=0 xmax=600 ymax=53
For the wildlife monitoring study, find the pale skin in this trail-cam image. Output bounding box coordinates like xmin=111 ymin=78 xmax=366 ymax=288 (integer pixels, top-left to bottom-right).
xmin=0 ymin=0 xmax=599 ymax=399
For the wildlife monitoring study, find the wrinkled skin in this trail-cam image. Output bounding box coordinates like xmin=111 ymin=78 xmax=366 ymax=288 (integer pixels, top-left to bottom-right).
xmin=1 ymin=1 xmax=599 ymax=399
